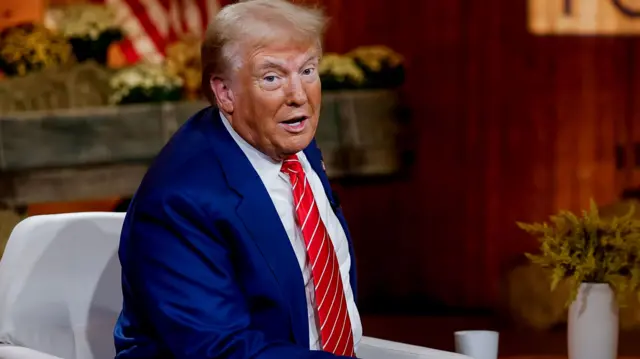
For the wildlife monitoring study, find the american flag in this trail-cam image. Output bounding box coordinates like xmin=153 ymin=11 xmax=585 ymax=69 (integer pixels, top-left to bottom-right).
xmin=103 ymin=0 xmax=234 ymax=64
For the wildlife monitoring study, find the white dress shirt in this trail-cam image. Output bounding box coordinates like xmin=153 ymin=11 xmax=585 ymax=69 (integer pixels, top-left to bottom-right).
xmin=220 ymin=112 xmax=362 ymax=352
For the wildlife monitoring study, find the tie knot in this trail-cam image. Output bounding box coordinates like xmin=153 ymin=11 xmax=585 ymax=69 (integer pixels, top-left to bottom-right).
xmin=281 ymin=155 xmax=302 ymax=175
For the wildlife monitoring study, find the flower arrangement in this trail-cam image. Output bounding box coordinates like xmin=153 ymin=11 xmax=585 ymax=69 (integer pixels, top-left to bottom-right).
xmin=319 ymin=46 xmax=405 ymax=90
xmin=319 ymin=53 xmax=366 ymax=90
xmin=0 ymin=23 xmax=73 ymax=77
xmin=347 ymin=45 xmax=405 ymax=88
xmin=517 ymin=199 xmax=640 ymax=304
xmin=50 ymin=4 xmax=123 ymax=64
xmin=165 ymin=36 xmax=202 ymax=100
xmin=109 ymin=63 xmax=184 ymax=105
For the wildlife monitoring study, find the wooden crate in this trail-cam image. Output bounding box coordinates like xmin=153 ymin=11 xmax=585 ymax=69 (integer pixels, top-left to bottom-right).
xmin=0 ymin=90 xmax=404 ymax=207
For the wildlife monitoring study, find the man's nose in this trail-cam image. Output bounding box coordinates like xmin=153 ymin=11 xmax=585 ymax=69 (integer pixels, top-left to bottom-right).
xmin=285 ymin=75 xmax=308 ymax=107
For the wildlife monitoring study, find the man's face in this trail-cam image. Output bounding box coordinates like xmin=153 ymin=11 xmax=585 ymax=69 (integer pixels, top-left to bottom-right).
xmin=225 ymin=42 xmax=322 ymax=161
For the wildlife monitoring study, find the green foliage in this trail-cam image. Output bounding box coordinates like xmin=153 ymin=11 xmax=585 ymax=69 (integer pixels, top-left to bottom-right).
xmin=517 ymin=199 xmax=640 ymax=305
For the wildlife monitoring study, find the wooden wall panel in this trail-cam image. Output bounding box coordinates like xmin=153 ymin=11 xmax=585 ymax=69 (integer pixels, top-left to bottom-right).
xmin=315 ymin=0 xmax=632 ymax=309
xmin=624 ymin=44 xmax=640 ymax=189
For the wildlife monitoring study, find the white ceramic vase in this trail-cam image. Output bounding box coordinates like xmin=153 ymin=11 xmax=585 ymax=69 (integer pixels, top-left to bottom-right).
xmin=568 ymin=283 xmax=618 ymax=359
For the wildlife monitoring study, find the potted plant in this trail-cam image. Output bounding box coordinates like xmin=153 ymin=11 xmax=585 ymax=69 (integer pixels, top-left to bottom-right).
xmin=318 ymin=53 xmax=366 ymax=91
xmin=0 ymin=23 xmax=73 ymax=77
xmin=109 ymin=63 xmax=184 ymax=105
xmin=346 ymin=45 xmax=405 ymax=89
xmin=517 ymin=199 xmax=640 ymax=359
xmin=52 ymin=4 xmax=123 ymax=65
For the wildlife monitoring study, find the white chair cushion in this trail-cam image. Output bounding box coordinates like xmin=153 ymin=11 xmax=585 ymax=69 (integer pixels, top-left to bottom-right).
xmin=0 ymin=345 xmax=63 ymax=359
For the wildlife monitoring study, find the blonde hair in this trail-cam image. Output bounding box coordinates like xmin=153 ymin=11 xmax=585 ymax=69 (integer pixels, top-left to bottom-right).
xmin=201 ymin=0 xmax=328 ymax=104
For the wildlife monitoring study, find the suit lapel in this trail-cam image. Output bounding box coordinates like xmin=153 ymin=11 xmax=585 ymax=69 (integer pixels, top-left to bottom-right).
xmin=203 ymin=109 xmax=309 ymax=346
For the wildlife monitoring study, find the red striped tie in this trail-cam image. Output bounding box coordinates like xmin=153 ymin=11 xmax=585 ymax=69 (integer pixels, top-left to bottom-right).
xmin=281 ymin=155 xmax=355 ymax=357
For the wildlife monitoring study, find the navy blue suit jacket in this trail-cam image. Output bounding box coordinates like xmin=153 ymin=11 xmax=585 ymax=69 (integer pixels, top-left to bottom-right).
xmin=114 ymin=108 xmax=358 ymax=359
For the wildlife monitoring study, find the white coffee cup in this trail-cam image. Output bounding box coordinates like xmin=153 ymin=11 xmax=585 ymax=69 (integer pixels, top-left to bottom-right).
xmin=454 ymin=330 xmax=499 ymax=359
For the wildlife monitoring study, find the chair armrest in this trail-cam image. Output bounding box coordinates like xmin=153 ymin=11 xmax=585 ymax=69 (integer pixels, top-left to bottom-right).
xmin=0 ymin=345 xmax=64 ymax=359
xmin=359 ymin=336 xmax=472 ymax=359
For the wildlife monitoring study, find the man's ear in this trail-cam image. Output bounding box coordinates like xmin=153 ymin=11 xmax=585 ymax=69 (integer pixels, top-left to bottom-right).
xmin=210 ymin=75 xmax=235 ymax=113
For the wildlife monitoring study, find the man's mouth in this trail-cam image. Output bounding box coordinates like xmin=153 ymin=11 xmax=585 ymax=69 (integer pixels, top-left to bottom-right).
xmin=281 ymin=116 xmax=308 ymax=125
xmin=279 ymin=116 xmax=309 ymax=133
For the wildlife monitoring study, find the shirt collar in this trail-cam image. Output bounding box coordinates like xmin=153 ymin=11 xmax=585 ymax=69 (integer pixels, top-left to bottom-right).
xmin=219 ymin=110 xmax=308 ymax=185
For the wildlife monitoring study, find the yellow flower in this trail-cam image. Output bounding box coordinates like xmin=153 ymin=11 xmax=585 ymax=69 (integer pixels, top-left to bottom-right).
xmin=165 ymin=36 xmax=202 ymax=94
xmin=319 ymin=53 xmax=365 ymax=84
xmin=347 ymin=45 xmax=404 ymax=72
xmin=0 ymin=24 xmax=72 ymax=76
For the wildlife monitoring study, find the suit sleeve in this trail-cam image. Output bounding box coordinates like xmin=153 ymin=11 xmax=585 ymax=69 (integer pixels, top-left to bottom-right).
xmin=120 ymin=191 xmax=353 ymax=359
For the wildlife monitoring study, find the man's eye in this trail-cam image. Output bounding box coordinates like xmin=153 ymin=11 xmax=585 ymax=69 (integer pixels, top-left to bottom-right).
xmin=302 ymin=68 xmax=314 ymax=75
xmin=264 ymin=75 xmax=277 ymax=82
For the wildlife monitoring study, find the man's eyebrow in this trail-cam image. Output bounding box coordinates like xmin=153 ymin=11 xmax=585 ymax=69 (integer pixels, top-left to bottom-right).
xmin=257 ymin=59 xmax=287 ymax=71
xmin=303 ymin=56 xmax=320 ymax=65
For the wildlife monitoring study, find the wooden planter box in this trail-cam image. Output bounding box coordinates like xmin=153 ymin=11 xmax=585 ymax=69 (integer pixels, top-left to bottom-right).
xmin=0 ymin=90 xmax=402 ymax=207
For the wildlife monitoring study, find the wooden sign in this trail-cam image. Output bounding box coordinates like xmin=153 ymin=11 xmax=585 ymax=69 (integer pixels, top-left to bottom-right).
xmin=529 ymin=0 xmax=640 ymax=34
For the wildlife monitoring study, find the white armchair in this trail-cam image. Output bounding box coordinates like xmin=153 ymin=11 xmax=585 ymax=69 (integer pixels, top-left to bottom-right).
xmin=0 ymin=212 xmax=470 ymax=359
xmin=0 ymin=213 xmax=124 ymax=359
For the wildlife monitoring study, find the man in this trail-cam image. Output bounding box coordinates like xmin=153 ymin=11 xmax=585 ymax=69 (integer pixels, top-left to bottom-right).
xmin=114 ymin=1 xmax=362 ymax=358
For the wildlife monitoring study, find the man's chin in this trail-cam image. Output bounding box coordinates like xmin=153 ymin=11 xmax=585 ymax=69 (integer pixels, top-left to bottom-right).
xmin=278 ymin=136 xmax=314 ymax=156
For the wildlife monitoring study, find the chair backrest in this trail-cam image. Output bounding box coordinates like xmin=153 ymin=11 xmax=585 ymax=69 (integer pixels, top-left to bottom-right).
xmin=0 ymin=212 xmax=125 ymax=359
